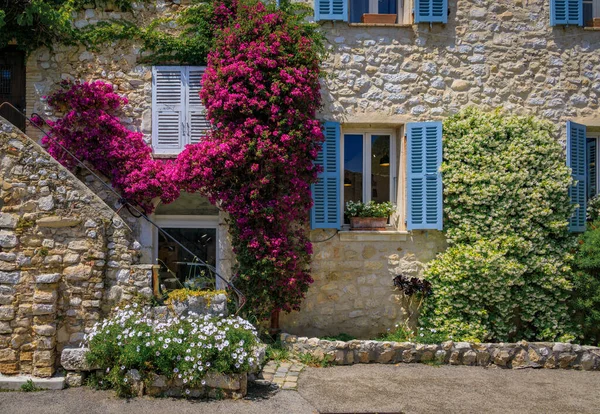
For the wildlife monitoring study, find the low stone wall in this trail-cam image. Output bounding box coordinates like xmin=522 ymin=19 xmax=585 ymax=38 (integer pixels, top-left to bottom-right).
xmin=281 ymin=333 xmax=600 ymax=371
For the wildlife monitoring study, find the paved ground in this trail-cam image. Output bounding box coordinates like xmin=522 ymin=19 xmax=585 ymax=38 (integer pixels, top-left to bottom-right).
xmin=261 ymin=360 xmax=304 ymax=390
xmin=1 ymin=364 xmax=599 ymax=414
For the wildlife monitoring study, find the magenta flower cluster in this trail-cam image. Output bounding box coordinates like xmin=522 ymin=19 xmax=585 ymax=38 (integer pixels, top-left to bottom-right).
xmin=38 ymin=80 xmax=179 ymax=212
xmin=40 ymin=0 xmax=323 ymax=319
xmin=174 ymin=0 xmax=323 ymax=317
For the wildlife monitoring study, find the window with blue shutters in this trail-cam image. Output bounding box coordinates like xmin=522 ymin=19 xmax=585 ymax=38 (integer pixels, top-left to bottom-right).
xmin=315 ymin=0 xmax=348 ymax=21
xmin=414 ymin=0 xmax=448 ymax=23
xmin=567 ymin=121 xmax=587 ymax=232
xmin=550 ymin=0 xmax=583 ymax=26
xmin=311 ymin=122 xmax=341 ymax=229
xmin=406 ymin=121 xmax=443 ymax=231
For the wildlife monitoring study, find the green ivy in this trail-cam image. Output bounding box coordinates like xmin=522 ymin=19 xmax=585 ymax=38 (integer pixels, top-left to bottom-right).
xmin=419 ymin=108 xmax=576 ymax=342
xmin=570 ymin=220 xmax=600 ymax=345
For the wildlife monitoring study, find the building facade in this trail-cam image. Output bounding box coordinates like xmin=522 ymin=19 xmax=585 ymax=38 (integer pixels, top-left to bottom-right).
xmin=11 ymin=0 xmax=600 ymax=337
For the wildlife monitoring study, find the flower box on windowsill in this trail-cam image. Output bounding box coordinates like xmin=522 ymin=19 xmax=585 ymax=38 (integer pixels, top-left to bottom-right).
xmin=350 ymin=217 xmax=387 ymax=231
xmin=361 ymin=14 xmax=397 ymax=24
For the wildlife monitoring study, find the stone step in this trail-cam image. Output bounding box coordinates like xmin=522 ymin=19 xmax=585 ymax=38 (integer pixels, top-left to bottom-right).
xmin=0 ymin=373 xmax=65 ymax=390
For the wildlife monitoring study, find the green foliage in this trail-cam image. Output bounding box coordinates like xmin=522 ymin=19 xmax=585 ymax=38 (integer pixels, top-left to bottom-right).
xmin=297 ymin=352 xmax=333 ymax=368
xmin=320 ymin=333 xmax=355 ymax=342
xmin=0 ymin=0 xmax=75 ymax=53
xmin=379 ymin=325 xmax=448 ymax=344
xmin=570 ymin=220 xmax=600 ymax=345
xmin=265 ymin=340 xmax=290 ymax=362
xmin=345 ymin=200 xmax=395 ymax=218
xmin=20 ymin=379 xmax=41 ymax=392
xmin=419 ymin=108 xmax=576 ymax=342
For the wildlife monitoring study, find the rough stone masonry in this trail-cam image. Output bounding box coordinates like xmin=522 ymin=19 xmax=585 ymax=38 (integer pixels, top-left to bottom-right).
xmin=0 ymin=118 xmax=152 ymax=377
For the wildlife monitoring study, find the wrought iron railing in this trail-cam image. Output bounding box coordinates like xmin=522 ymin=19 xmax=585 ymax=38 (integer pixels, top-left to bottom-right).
xmin=0 ymin=102 xmax=246 ymax=314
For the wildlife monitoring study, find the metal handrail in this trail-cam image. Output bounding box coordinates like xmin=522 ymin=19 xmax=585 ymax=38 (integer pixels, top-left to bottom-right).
xmin=0 ymin=102 xmax=246 ymax=315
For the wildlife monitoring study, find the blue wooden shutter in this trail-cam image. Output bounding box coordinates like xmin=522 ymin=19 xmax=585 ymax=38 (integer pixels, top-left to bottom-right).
xmin=414 ymin=0 xmax=448 ymax=23
xmin=407 ymin=121 xmax=443 ymax=230
xmin=311 ymin=122 xmax=341 ymax=229
xmin=315 ymin=0 xmax=348 ymax=21
xmin=550 ymin=0 xmax=583 ymax=26
xmin=567 ymin=121 xmax=587 ymax=232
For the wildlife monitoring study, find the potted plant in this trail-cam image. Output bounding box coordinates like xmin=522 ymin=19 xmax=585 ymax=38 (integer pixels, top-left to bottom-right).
xmin=345 ymin=200 xmax=396 ymax=230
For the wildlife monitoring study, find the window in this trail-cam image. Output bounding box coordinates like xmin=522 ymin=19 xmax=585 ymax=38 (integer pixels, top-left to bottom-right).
xmin=583 ymin=0 xmax=600 ymax=26
xmin=311 ymin=121 xmax=443 ymax=231
xmin=154 ymin=216 xmax=220 ymax=289
xmin=342 ymin=131 xmax=397 ymax=212
xmin=315 ymin=0 xmax=447 ymax=24
xmin=152 ymin=66 xmax=210 ymax=154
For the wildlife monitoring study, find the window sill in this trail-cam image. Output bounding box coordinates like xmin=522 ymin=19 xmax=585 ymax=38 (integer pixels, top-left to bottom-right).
xmin=584 ymin=27 xmax=600 ymax=31
xmin=153 ymin=153 xmax=179 ymax=159
xmin=338 ymin=230 xmax=409 ymax=242
xmin=348 ymin=23 xmax=412 ymax=28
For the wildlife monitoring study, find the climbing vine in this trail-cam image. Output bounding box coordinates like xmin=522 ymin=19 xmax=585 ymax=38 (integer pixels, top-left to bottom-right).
xmin=40 ymin=0 xmax=324 ymax=321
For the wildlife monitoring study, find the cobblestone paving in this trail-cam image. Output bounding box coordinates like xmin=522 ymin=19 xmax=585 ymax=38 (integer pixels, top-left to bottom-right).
xmin=259 ymin=360 xmax=304 ymax=390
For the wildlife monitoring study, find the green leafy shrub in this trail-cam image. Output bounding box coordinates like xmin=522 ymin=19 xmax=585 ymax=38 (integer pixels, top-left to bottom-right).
xmin=345 ymin=201 xmax=395 ymax=218
xmin=570 ymin=220 xmax=600 ymax=345
xmin=20 ymin=379 xmax=41 ymax=392
xmin=419 ymin=108 xmax=575 ymax=342
xmin=85 ymin=304 xmax=261 ymax=397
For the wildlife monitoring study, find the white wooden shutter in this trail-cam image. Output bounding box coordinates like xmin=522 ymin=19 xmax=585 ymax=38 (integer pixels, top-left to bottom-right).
xmin=153 ymin=66 xmax=185 ymax=154
xmin=186 ymin=67 xmax=210 ymax=145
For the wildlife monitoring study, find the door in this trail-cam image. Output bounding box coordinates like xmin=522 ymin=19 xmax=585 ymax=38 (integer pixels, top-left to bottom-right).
xmin=0 ymin=48 xmax=26 ymax=131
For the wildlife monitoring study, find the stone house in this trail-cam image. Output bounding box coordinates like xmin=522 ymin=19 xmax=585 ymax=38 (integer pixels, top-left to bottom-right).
xmin=0 ymin=1 xmax=599 ymax=379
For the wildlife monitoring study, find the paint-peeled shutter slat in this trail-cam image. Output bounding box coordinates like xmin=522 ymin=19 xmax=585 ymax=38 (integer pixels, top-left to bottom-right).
xmin=315 ymin=0 xmax=347 ymax=21
xmin=414 ymin=0 xmax=448 ymax=23
xmin=153 ymin=67 xmax=184 ymax=153
xmin=311 ymin=121 xmax=341 ymax=229
xmin=407 ymin=121 xmax=443 ymax=230
xmin=187 ymin=67 xmax=210 ymax=145
xmin=567 ymin=121 xmax=587 ymax=232
xmin=550 ymin=0 xmax=582 ymax=26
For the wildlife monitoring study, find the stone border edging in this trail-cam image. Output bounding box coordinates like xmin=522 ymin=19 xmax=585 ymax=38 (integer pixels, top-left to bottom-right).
xmin=280 ymin=333 xmax=600 ymax=371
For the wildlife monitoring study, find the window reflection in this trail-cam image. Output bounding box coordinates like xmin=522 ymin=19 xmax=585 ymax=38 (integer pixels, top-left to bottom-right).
xmin=371 ymin=135 xmax=391 ymax=203
xmin=344 ymin=134 xmax=363 ymax=204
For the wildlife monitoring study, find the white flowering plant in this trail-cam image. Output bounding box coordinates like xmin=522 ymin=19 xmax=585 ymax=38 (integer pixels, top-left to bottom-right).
xmin=419 ymin=108 xmax=577 ymax=343
xmin=84 ymin=304 xmax=260 ymax=397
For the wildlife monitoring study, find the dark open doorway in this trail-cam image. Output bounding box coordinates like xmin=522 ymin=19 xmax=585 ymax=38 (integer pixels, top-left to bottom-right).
xmin=0 ymin=47 xmax=25 ymax=131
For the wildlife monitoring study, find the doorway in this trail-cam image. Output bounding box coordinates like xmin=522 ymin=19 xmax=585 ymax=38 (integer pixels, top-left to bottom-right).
xmin=0 ymin=48 xmax=25 ymax=131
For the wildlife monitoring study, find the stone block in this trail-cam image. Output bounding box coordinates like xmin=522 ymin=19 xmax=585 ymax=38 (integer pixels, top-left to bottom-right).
xmin=64 ymin=265 xmax=92 ymax=282
xmin=0 ymin=362 xmax=20 ymax=374
xmin=0 ymin=213 xmax=18 ymax=229
xmin=36 ymin=216 xmax=81 ymax=228
xmin=35 ymin=274 xmax=60 ymax=285
xmin=32 ymin=304 xmax=56 ymax=315
xmin=66 ymin=372 xmax=85 ymax=387
xmin=0 ymin=231 xmax=18 ymax=248
xmin=0 ymin=348 xmax=17 ymax=362
xmin=33 ymin=350 xmax=55 ymax=367
xmin=0 ymin=306 xmax=15 ymax=320
xmin=61 ymin=347 xmax=99 ymax=371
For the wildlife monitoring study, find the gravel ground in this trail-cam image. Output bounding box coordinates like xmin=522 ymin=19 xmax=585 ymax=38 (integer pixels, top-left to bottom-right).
xmin=1 ymin=364 xmax=599 ymax=414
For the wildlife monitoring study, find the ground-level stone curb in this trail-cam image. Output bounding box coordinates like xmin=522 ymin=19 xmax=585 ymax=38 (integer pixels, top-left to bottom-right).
xmin=280 ymin=333 xmax=600 ymax=371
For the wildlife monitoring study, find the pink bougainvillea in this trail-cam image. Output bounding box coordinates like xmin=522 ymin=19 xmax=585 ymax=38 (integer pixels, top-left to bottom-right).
xmin=175 ymin=0 xmax=324 ymax=318
xmin=41 ymin=0 xmax=324 ymax=319
xmin=38 ymin=80 xmax=179 ymax=212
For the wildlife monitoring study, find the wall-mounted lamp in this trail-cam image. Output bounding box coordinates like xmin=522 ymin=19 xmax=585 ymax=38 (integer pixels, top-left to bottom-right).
xmin=379 ymin=154 xmax=390 ymax=167
xmin=344 ymin=178 xmax=352 ymax=187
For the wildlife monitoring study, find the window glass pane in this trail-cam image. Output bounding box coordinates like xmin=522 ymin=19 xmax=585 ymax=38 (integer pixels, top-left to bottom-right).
xmin=350 ymin=0 xmax=369 ymax=23
xmin=344 ymin=134 xmax=364 ymax=204
xmin=378 ymin=0 xmax=397 ymax=15
xmin=584 ymin=0 xmax=593 ymax=26
xmin=588 ymin=138 xmax=597 ymax=199
xmin=158 ymin=228 xmax=217 ymax=289
xmin=371 ymin=135 xmax=391 ymax=203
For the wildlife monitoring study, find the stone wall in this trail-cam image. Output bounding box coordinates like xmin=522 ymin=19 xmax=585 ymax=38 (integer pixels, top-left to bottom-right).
xmin=320 ymin=0 xmax=600 ymax=130
xmin=281 ymin=333 xmax=600 ymax=371
xmin=0 ymin=118 xmax=149 ymax=377
xmin=280 ymin=230 xmax=446 ymax=338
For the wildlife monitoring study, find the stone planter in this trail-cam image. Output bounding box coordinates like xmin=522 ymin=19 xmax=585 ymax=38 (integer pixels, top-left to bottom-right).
xmin=361 ymin=14 xmax=397 ymax=24
xmin=350 ymin=217 xmax=387 ymax=231
xmin=169 ymin=293 xmax=228 ymax=318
